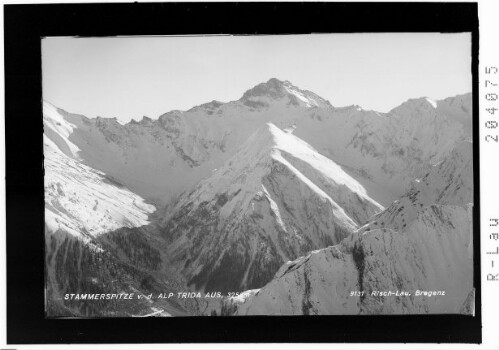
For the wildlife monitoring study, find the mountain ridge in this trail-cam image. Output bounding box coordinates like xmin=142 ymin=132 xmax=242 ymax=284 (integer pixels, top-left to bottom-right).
xmin=160 ymin=122 xmax=383 ymax=293
xmin=47 ymin=78 xmax=471 ymax=122
xmin=222 ymin=142 xmax=473 ymax=315
xmin=43 ymin=79 xmax=471 ymax=207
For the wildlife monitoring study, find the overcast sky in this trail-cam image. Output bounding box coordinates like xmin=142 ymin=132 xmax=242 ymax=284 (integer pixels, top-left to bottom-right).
xmin=42 ymin=33 xmax=471 ymax=122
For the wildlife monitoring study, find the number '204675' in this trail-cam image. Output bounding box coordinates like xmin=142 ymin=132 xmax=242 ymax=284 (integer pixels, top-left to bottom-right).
xmin=485 ymin=66 xmax=499 ymax=142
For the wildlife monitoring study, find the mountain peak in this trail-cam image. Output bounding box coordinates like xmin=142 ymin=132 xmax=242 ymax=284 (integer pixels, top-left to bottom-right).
xmin=241 ymin=78 xmax=289 ymax=100
xmin=240 ymin=79 xmax=332 ymax=109
xmin=393 ymin=96 xmax=438 ymax=110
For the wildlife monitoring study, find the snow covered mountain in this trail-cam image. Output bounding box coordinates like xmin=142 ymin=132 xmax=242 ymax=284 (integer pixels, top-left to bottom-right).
xmin=43 ymin=78 xmax=473 ymax=316
xmin=160 ymin=123 xmax=383 ymax=293
xmin=44 ymin=103 xmax=199 ymax=317
xmin=363 ymin=140 xmax=473 ymax=233
xmin=435 ymin=93 xmax=472 ymax=137
xmin=223 ymin=142 xmax=473 ymax=315
xmin=45 ymin=79 xmax=471 ymax=207
xmin=292 ymin=94 xmax=471 ymax=199
xmin=45 ymin=79 xmax=336 ymax=205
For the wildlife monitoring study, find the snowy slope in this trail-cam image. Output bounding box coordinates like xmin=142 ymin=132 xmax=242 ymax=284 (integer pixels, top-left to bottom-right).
xmin=44 ymin=101 xmax=81 ymax=158
xmin=44 ymin=106 xmax=197 ymax=317
xmin=45 ymin=135 xmax=155 ymax=239
xmin=160 ymin=123 xmax=383 ymax=294
xmin=227 ymin=142 xmax=473 ymax=315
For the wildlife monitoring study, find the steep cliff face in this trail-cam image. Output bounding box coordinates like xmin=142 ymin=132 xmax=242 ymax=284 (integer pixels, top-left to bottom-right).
xmin=161 ymin=123 xmax=383 ymax=294
xmin=362 ymin=140 xmax=472 ymax=233
xmin=225 ymin=142 xmax=473 ymax=315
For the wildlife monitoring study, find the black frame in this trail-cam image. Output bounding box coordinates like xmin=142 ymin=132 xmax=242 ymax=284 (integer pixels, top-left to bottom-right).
xmin=4 ymin=2 xmax=481 ymax=344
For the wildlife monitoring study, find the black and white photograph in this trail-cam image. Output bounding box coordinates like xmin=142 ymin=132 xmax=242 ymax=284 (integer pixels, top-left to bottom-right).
xmin=42 ymin=33 xmax=475 ymax=317
xmin=8 ymin=1 xmax=498 ymax=346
